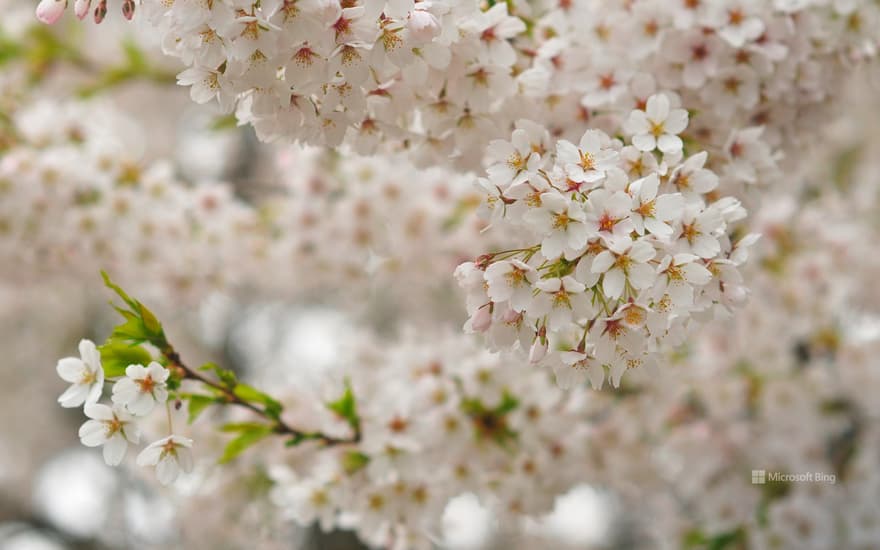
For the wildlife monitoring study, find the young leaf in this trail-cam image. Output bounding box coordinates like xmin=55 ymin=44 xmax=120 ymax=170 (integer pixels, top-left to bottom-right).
xmin=234 ymin=383 xmax=284 ymax=420
xmin=219 ymin=424 xmax=274 ymax=464
xmin=220 ymin=422 xmax=270 ymax=433
xmin=284 ymin=432 xmax=322 ymax=447
xmin=326 ymin=379 xmax=360 ymax=432
xmin=341 ymin=451 xmax=370 ymax=474
xmin=203 ymin=363 xmax=237 ymax=389
xmin=494 ymin=390 xmax=519 ymax=415
xmin=183 ymin=394 xmax=218 ymax=424
xmin=100 ymin=271 xmax=167 ymax=347
xmin=98 ymin=341 xmax=153 ymax=378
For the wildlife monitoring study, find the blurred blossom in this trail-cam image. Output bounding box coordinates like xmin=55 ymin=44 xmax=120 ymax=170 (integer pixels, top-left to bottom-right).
xmin=0 ymin=525 xmax=66 ymax=550
xmin=123 ymin=487 xmax=177 ymax=545
xmin=227 ymin=304 xmax=351 ymax=387
xmin=441 ymin=494 xmax=496 ymax=550
xmin=32 ymin=449 xmax=119 ymax=539
xmin=539 ymin=485 xmax=614 ymax=548
xmin=175 ymin=107 xmax=249 ymax=183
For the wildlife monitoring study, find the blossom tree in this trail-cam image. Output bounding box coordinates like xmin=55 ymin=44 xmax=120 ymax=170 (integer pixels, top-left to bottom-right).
xmin=1 ymin=0 xmax=879 ymax=548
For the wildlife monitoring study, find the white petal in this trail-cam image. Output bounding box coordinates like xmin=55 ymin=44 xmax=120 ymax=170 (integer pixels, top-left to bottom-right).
xmin=57 ymin=358 xmax=85 ymax=382
xmin=103 ymin=435 xmax=128 ymax=466
xmin=126 ymin=364 xmax=148 ymax=379
xmin=79 ymin=420 xmax=108 ymax=447
xmin=578 ymin=130 xmax=602 ymax=153
xmin=85 ymin=380 xmax=103 ymax=405
xmin=634 ymin=173 xmax=659 ymax=200
xmin=561 ymin=275 xmax=586 ymax=294
xmin=176 ymin=448 xmax=194 ymax=473
xmin=153 ymin=387 xmax=169 ymax=405
xmin=129 ymin=393 xmax=156 ymax=416
xmin=535 ymin=278 xmax=562 ymax=293
xmin=602 ymin=268 xmax=625 ymax=299
xmin=692 ymin=235 xmax=721 ymax=258
xmin=149 ymin=362 xmax=170 ymax=382
xmin=58 ymin=384 xmax=89 ymax=408
xmin=646 ymin=94 xmax=669 ymax=121
xmin=541 ymin=233 xmax=565 ymax=260
xmin=644 ymin=217 xmax=673 ymax=238
xmin=655 ymin=194 xmax=685 ymax=221
xmin=628 ymin=263 xmax=656 ymax=290
xmin=156 ymin=456 xmax=180 ymax=485
xmin=78 ymin=340 xmax=102 ymax=372
xmin=664 ymin=109 xmax=689 ymax=134
xmin=632 ymin=133 xmax=656 ymax=152
xmin=85 ymin=402 xmax=114 ymax=421
xmin=657 ymin=134 xmax=683 ymax=154
xmin=591 ymin=251 xmax=615 ymax=274
xmin=682 ymin=262 xmax=712 ymax=285
xmin=629 ymin=241 xmax=656 ymax=263
xmin=112 ymin=378 xmax=138 ymax=401
xmin=625 ymin=110 xmax=650 ymax=135
xmin=587 ymin=364 xmax=605 ymax=390
xmin=575 ymin=257 xmax=600 ymax=287
xmin=137 ymin=443 xmax=164 ymax=467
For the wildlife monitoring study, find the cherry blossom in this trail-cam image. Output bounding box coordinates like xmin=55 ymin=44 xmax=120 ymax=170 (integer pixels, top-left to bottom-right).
xmin=56 ymin=339 xmax=104 ymax=409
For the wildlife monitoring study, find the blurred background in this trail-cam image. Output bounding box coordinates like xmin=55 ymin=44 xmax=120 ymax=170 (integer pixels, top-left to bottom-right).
xmin=2 ymin=2 xmax=880 ymax=550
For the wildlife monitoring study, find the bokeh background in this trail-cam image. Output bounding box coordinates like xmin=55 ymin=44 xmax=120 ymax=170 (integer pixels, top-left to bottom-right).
xmin=2 ymin=2 xmax=880 ymax=550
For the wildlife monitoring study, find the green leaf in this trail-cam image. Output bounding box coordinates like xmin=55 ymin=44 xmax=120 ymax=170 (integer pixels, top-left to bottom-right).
xmin=121 ymin=39 xmax=147 ymax=72
xmin=101 ymin=271 xmax=166 ymax=348
xmin=682 ymin=527 xmax=745 ymax=550
xmin=101 ymin=270 xmax=139 ymax=311
xmin=209 ymin=114 xmax=239 ymax=131
xmin=200 ymin=362 xmax=237 ymax=389
xmin=341 ymin=451 xmax=370 ymax=474
xmin=219 ymin=424 xmax=274 ymax=464
xmin=326 ymin=380 xmax=360 ymax=431
xmin=494 ymin=391 xmax=519 ymax=415
xmin=217 ymin=368 xmax=237 ymax=389
xmin=284 ymin=432 xmax=322 ymax=447
xmin=98 ymin=341 xmax=153 ymax=378
xmin=220 ymin=422 xmax=269 ymax=433
xmin=183 ymin=394 xmax=218 ymax=424
xmin=234 ymin=383 xmax=283 ymax=420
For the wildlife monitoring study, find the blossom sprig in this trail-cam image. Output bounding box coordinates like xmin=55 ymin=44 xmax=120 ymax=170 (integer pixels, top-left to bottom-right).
xmin=55 ymin=272 xmax=362 ymax=483
xmin=458 ymin=103 xmax=759 ymax=389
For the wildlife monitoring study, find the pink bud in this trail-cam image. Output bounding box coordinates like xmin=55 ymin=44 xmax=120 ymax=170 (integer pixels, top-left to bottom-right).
xmin=35 ymin=0 xmax=67 ymax=24
xmin=529 ymin=338 xmax=547 ymax=363
xmin=93 ymin=0 xmax=107 ymax=23
xmin=121 ymin=0 xmax=135 ymax=20
xmin=74 ymin=0 xmax=91 ymax=19
xmin=406 ymin=9 xmax=440 ymax=43
xmin=467 ymin=306 xmax=492 ymax=333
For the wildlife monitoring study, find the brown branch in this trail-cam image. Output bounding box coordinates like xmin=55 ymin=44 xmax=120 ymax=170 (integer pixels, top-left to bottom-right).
xmin=162 ymin=345 xmax=361 ymax=447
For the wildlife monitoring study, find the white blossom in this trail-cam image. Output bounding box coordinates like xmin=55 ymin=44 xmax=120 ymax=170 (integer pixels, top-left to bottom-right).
xmin=136 ymin=435 xmax=195 ymax=485
xmin=78 ymin=403 xmax=140 ymax=466
xmin=56 ymin=339 xmax=105 ymax=409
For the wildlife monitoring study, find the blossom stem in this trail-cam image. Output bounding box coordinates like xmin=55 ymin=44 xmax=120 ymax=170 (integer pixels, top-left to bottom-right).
xmin=161 ymin=345 xmax=361 ymax=446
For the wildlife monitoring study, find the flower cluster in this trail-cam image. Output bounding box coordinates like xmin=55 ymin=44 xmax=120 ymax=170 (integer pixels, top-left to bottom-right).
xmin=457 ymin=97 xmax=759 ymax=389
xmin=35 ymin=0 xmax=879 ymax=170
xmin=57 ymin=339 xmax=193 ymax=484
xmin=0 ymin=100 xmax=499 ymax=310
xmin=269 ymin=330 xmax=595 ymax=550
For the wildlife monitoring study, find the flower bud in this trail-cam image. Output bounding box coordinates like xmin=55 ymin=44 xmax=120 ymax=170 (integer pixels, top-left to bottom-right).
xmin=74 ymin=0 xmax=90 ymax=19
xmin=529 ymin=338 xmax=547 ymax=363
xmin=467 ymin=306 xmax=492 ymax=333
xmin=406 ymin=9 xmax=440 ymax=43
xmin=35 ymin=0 xmax=67 ymax=24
